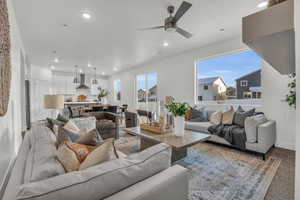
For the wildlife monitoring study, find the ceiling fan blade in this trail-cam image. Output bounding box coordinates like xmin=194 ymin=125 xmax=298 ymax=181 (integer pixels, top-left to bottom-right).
xmin=176 ymin=27 xmax=193 ymax=38
xmin=138 ymin=26 xmax=165 ymax=31
xmin=174 ymin=1 xmax=192 ymax=22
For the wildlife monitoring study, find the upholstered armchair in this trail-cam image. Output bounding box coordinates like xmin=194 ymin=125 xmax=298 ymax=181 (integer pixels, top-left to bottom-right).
xmin=82 ymin=112 xmax=120 ymax=139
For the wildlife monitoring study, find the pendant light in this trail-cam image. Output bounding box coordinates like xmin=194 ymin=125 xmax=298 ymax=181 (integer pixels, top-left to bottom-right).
xmin=73 ymin=65 xmax=79 ymax=84
xmin=92 ymin=67 xmax=98 ymax=85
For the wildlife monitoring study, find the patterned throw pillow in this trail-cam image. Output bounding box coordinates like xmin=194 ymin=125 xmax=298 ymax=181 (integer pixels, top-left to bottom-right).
xmin=79 ymin=138 xmax=118 ymax=170
xmin=57 ymin=143 xmax=81 ymax=172
xmin=210 ymin=111 xmax=223 ymax=125
xmin=65 ymin=142 xmax=97 ymax=163
xmin=222 ymin=106 xmax=235 ymax=125
xmin=56 ymin=139 xmax=118 ymax=172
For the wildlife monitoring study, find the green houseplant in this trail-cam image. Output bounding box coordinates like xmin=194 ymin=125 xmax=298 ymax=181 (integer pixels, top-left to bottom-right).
xmin=97 ymin=87 xmax=109 ymax=103
xmin=165 ymin=102 xmax=190 ymax=136
xmin=285 ymin=73 xmax=296 ymax=108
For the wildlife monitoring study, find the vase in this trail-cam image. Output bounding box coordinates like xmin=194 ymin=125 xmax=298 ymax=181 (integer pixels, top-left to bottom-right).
xmin=174 ymin=116 xmax=185 ymax=137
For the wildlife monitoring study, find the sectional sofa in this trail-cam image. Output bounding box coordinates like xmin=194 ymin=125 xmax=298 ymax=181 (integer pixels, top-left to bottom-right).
xmin=1 ymin=117 xmax=189 ymax=200
xmin=185 ymin=109 xmax=276 ymax=160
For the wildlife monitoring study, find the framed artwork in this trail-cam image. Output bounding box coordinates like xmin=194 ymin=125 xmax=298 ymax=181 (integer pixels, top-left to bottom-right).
xmin=0 ymin=0 xmax=11 ymax=116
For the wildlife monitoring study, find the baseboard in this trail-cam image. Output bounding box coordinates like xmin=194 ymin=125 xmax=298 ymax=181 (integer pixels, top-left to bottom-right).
xmin=275 ymin=142 xmax=295 ymax=151
xmin=0 ymin=156 xmax=16 ymax=200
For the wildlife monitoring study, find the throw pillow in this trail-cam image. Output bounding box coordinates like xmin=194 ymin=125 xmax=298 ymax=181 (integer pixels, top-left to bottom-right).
xmin=57 ymin=114 xmax=69 ymax=123
xmin=46 ymin=118 xmax=65 ymax=132
xmin=244 ymin=114 xmax=268 ymax=143
xmin=190 ymin=107 xmax=208 ymax=122
xmin=56 ymin=127 xmax=72 ymax=147
xmin=76 ymin=129 xmax=103 ymax=146
xmin=185 ymin=109 xmax=192 ymax=121
xmin=222 ymin=106 xmax=235 ymax=125
xmin=65 ymin=142 xmax=97 ymax=163
xmin=210 ymin=111 xmax=223 ymax=125
xmin=233 ymin=107 xmax=256 ymax=127
xmin=56 ymin=142 xmax=81 ymax=172
xmin=79 ymin=138 xmax=118 ymax=170
xmin=63 ymin=120 xmax=80 ymax=133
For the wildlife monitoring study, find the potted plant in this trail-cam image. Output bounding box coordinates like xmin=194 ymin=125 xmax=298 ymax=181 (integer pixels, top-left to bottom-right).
xmin=165 ymin=102 xmax=190 ymax=136
xmin=97 ymin=87 xmax=109 ymax=103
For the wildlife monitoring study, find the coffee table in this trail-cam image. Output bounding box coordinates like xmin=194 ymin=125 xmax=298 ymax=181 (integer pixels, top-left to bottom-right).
xmin=123 ymin=127 xmax=211 ymax=162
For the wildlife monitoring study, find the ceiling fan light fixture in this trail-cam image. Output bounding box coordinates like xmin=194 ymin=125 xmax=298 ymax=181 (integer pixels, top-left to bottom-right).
xmin=166 ymin=27 xmax=177 ymax=33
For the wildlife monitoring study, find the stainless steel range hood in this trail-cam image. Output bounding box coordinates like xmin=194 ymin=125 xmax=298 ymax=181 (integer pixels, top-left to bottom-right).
xmin=76 ymin=74 xmax=90 ymax=90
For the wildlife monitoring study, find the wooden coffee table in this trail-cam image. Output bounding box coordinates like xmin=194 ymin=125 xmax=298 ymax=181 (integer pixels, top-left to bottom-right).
xmin=123 ymin=127 xmax=211 ymax=163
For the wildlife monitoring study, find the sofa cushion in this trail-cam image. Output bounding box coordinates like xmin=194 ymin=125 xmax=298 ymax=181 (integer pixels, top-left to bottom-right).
xmin=244 ymin=114 xmax=268 ymax=143
xmin=185 ymin=121 xmax=212 ymax=133
xmin=233 ymin=107 xmax=256 ymax=127
xmin=222 ymin=106 xmax=235 ymax=125
xmin=76 ymin=129 xmax=103 ymax=146
xmin=71 ymin=117 xmax=96 ymax=132
xmin=79 ymin=138 xmax=117 ymax=170
xmin=30 ymin=125 xmax=65 ymax=182
xmin=63 ymin=120 xmax=80 ymax=133
xmin=209 ymin=111 xmax=222 ymax=125
xmin=17 ymin=143 xmax=171 ymax=200
xmin=57 ymin=142 xmax=81 ymax=172
xmin=190 ymin=107 xmax=208 ymax=122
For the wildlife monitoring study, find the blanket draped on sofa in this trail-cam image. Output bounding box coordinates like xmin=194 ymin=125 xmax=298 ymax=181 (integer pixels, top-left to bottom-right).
xmin=208 ymin=124 xmax=247 ymax=150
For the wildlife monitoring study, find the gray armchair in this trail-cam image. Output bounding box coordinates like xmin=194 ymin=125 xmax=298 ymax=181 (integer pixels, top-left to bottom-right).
xmin=82 ymin=112 xmax=120 ymax=139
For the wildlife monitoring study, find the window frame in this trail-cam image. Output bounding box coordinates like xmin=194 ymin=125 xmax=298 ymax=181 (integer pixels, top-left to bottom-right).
xmin=135 ymin=72 xmax=158 ymax=110
xmin=240 ymin=80 xmax=248 ymax=87
xmin=113 ymin=79 xmax=121 ymax=102
xmin=194 ymin=48 xmax=262 ymax=107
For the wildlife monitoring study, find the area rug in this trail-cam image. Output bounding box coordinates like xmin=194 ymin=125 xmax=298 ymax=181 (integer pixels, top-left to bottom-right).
xmin=115 ymin=134 xmax=281 ymax=200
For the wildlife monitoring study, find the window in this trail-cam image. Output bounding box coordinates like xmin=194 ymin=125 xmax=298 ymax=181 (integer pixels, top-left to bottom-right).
xmin=240 ymin=80 xmax=248 ymax=87
xmin=196 ymin=50 xmax=262 ymax=105
xmin=113 ymin=79 xmax=121 ymax=101
xmin=136 ymin=72 xmax=157 ymax=111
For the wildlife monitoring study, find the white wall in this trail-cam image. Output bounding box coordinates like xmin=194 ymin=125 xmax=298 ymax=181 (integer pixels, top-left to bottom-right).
xmin=0 ymin=0 xmax=26 ymax=184
xmin=109 ymin=37 xmax=296 ymax=150
xmin=295 ymin=0 xmax=300 ymax=198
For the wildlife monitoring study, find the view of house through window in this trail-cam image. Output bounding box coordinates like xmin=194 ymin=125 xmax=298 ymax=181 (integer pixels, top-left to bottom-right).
xmin=136 ymin=72 xmax=157 ymax=111
xmin=114 ymin=79 xmax=121 ymax=101
xmin=196 ymin=50 xmax=262 ymax=105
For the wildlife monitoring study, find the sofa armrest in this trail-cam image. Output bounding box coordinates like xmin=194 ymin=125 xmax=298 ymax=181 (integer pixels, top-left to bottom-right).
xmin=104 ymin=165 xmax=189 ymax=200
xmin=257 ymin=120 xmax=276 ymax=149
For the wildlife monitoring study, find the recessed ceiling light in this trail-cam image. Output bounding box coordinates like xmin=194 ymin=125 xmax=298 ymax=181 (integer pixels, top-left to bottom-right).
xmin=79 ymin=69 xmax=83 ymax=73
xmin=54 ymin=58 xmax=59 ymax=63
xmin=50 ymin=65 xmax=55 ymax=70
xmin=113 ymin=67 xmax=118 ymax=71
xmin=163 ymin=42 xmax=169 ymax=47
xmin=82 ymin=12 xmax=91 ymax=19
xmin=102 ymin=72 xmax=105 ymax=75
xmin=87 ymin=63 xmax=92 ymax=67
xmin=257 ymin=1 xmax=268 ymax=8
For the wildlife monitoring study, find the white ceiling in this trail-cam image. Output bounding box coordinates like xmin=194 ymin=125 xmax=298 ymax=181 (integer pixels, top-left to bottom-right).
xmin=13 ymin=0 xmax=264 ymax=75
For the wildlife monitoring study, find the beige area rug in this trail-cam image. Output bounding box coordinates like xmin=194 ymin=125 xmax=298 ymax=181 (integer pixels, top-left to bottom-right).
xmin=115 ymin=134 xmax=281 ymax=200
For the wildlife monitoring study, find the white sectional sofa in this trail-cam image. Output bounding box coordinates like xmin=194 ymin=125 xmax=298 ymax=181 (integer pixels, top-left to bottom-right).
xmin=185 ymin=110 xmax=276 ymax=160
xmin=1 ymin=118 xmax=189 ymax=200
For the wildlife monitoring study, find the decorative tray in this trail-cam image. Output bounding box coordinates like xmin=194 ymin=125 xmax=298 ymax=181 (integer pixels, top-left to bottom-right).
xmin=140 ymin=123 xmax=173 ymax=134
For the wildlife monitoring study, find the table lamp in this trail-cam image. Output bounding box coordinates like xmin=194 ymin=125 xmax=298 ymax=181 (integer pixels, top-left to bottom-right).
xmin=44 ymin=95 xmax=64 ymax=118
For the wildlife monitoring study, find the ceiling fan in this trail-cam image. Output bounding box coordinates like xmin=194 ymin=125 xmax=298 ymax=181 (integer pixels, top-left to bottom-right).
xmin=139 ymin=1 xmax=193 ymax=39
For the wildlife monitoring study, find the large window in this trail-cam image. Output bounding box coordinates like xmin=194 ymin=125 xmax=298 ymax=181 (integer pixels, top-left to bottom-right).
xmin=196 ymin=50 xmax=262 ymax=105
xmin=113 ymin=79 xmax=121 ymax=101
xmin=136 ymin=72 xmax=157 ymax=111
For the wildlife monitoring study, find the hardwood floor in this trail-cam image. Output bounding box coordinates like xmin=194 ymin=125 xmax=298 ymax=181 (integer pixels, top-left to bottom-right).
xmin=265 ymin=147 xmax=295 ymax=200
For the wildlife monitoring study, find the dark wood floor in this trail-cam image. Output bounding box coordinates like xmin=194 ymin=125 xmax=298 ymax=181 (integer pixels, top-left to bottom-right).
xmin=264 ymin=147 xmax=295 ymax=200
